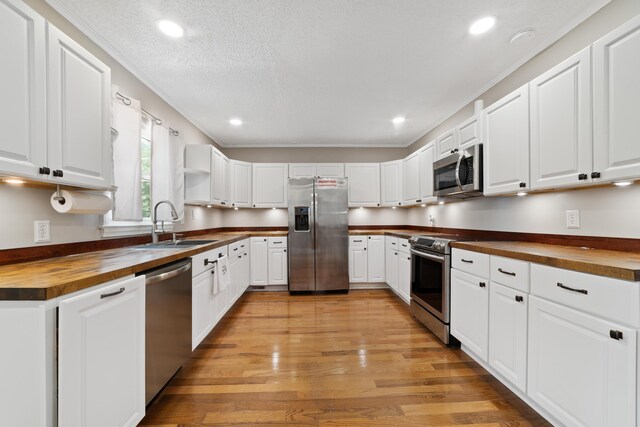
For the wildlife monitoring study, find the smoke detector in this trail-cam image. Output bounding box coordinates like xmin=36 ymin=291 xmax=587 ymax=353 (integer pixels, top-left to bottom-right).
xmin=510 ymin=28 xmax=536 ymax=44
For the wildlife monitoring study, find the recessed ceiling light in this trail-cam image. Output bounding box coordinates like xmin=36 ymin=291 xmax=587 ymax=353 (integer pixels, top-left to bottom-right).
xmin=614 ymin=181 xmax=632 ymax=187
xmin=229 ymin=118 xmax=242 ymax=126
xmin=156 ymin=19 xmax=184 ymax=38
xmin=392 ymin=116 xmax=405 ymax=125
xmin=469 ymin=16 xmax=496 ymax=35
xmin=517 ymin=191 xmax=527 ymax=196
xmin=4 ymin=178 xmax=25 ymax=185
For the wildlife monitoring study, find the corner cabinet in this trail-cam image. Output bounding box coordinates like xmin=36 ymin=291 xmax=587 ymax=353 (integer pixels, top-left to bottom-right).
xmin=482 ymin=84 xmax=530 ymax=196
xmin=593 ymin=15 xmax=640 ymax=183
xmin=58 ymin=276 xmax=145 ymax=427
xmin=346 ymin=163 xmax=380 ymax=207
xmin=252 ymin=163 xmax=288 ymax=208
xmin=46 ymin=23 xmax=112 ymax=189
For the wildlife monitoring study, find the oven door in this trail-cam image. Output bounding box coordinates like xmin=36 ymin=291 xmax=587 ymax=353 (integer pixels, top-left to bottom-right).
xmin=410 ymin=248 xmax=450 ymax=323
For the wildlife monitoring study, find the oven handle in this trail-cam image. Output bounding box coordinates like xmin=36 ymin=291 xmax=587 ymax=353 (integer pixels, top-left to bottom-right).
xmin=454 ymin=152 xmax=465 ymax=191
xmin=410 ymin=248 xmax=445 ymax=262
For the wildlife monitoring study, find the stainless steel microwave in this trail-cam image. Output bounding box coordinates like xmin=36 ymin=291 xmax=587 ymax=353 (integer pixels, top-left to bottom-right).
xmin=433 ymin=144 xmax=483 ymax=198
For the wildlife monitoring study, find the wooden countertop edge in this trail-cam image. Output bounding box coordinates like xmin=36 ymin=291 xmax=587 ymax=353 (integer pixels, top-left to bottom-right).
xmin=451 ymin=242 xmax=640 ymax=282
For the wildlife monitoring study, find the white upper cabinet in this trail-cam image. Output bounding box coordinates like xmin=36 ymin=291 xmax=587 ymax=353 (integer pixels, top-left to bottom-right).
xmin=402 ymin=152 xmax=420 ymax=205
xmin=230 ymin=159 xmax=251 ymax=208
xmin=252 ymin=163 xmax=288 ymax=208
xmin=316 ymin=163 xmax=345 ymax=177
xmin=0 ymin=0 xmax=47 ymax=179
xmin=345 ymin=163 xmax=380 ymax=207
xmin=435 ymin=128 xmax=458 ymax=159
xmin=456 ymin=114 xmax=482 ymax=151
xmin=211 ymin=149 xmax=229 ymax=206
xmin=418 ymin=142 xmax=437 ymax=203
xmin=483 ymin=84 xmax=530 ymax=196
xmin=530 ymin=47 xmax=592 ymax=190
xmin=47 ymin=24 xmax=112 ymax=189
xmin=593 ymin=15 xmax=640 ymax=183
xmin=184 ymin=144 xmax=213 ymax=205
xmin=380 ymin=160 xmax=402 ymax=207
xmin=289 ymin=163 xmax=316 ymax=178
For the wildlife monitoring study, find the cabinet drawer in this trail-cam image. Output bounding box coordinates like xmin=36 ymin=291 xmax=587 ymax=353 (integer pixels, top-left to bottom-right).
xmin=229 ymin=239 xmax=249 ymax=256
xmin=385 ymin=236 xmax=399 ymax=252
xmin=192 ymin=246 xmax=228 ymax=277
xmin=452 ymin=249 xmax=490 ymax=278
xmin=398 ymin=238 xmax=410 ymax=254
xmin=267 ymin=237 xmax=287 ymax=248
xmin=350 ymin=236 xmax=367 ymax=248
xmin=490 ymin=256 xmax=529 ymax=293
xmin=531 ymin=263 xmax=640 ymax=327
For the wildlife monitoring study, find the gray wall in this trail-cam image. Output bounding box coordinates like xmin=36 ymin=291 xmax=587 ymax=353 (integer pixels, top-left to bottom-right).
xmin=222 ymin=147 xmax=407 ymax=163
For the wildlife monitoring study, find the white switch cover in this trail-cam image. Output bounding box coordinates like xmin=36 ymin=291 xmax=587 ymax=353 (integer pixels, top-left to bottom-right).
xmin=566 ymin=210 xmax=580 ymax=229
xmin=34 ymin=220 xmax=50 ymax=243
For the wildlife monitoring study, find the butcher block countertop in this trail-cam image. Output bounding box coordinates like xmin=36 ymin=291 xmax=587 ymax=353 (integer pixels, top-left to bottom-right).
xmin=349 ymin=229 xmax=415 ymax=238
xmin=451 ymin=241 xmax=640 ymax=282
xmin=0 ymin=231 xmax=286 ymax=301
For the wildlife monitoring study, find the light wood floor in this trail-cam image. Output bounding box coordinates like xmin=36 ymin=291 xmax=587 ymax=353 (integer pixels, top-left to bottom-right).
xmin=141 ymin=290 xmax=550 ymax=426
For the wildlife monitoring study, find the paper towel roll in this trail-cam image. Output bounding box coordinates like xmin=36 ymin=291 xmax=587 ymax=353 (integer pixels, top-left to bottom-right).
xmin=50 ymin=190 xmax=113 ymax=214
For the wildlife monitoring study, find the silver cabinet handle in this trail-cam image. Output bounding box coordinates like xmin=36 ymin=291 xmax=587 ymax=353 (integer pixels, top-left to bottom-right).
xmin=461 ymin=259 xmax=473 ymax=263
xmin=101 ymin=287 xmax=125 ymax=299
xmin=498 ymin=268 xmax=516 ymax=276
xmin=557 ymin=282 xmax=588 ymax=295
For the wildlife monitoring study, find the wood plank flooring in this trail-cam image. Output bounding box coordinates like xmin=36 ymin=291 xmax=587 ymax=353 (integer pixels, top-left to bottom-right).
xmin=140 ymin=290 xmax=550 ymax=426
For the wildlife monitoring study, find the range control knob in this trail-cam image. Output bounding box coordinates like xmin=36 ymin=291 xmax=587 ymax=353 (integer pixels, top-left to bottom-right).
xmin=408 ymin=237 xmax=416 ymax=245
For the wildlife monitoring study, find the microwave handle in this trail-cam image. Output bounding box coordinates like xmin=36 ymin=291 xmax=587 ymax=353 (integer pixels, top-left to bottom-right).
xmin=454 ymin=152 xmax=465 ymax=191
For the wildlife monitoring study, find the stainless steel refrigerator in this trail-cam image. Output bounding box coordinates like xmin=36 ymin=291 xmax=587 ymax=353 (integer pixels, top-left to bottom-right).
xmin=288 ymin=177 xmax=349 ymax=292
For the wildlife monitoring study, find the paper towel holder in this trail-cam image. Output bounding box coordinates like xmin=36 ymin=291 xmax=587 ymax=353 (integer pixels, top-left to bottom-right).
xmin=53 ymin=185 xmax=66 ymax=205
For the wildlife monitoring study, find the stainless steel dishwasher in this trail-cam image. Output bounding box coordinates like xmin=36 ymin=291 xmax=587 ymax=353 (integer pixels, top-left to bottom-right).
xmin=138 ymin=258 xmax=192 ymax=405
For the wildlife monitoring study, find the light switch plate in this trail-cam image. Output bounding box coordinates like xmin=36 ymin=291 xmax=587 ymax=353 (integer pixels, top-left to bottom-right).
xmin=566 ymin=210 xmax=580 ymax=229
xmin=34 ymin=220 xmax=50 ymax=243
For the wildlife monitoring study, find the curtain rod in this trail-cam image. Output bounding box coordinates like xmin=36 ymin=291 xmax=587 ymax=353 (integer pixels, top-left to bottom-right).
xmin=115 ymin=92 xmax=179 ymax=136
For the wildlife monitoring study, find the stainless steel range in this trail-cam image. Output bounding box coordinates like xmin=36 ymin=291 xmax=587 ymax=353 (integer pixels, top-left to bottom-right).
xmin=408 ymin=235 xmax=462 ymax=346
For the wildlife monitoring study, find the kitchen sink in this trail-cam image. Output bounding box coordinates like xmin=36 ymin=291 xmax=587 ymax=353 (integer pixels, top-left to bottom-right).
xmin=135 ymin=239 xmax=218 ymax=249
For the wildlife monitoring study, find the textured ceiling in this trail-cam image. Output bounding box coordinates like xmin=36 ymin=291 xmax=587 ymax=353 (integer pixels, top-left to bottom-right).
xmin=47 ymin=0 xmax=607 ymax=147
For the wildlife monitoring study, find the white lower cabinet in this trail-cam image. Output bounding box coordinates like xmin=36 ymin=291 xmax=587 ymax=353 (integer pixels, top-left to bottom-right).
xmin=250 ymin=237 xmax=269 ymax=285
xmin=528 ymin=295 xmax=637 ymax=427
xmin=488 ymin=282 xmax=528 ymax=391
xmin=268 ymin=247 xmax=287 ymax=285
xmin=349 ymin=243 xmax=368 ymax=283
xmin=367 ymin=235 xmax=385 ymax=282
xmin=385 ymin=247 xmax=398 ymax=291
xmin=397 ymin=251 xmax=411 ymax=303
xmin=250 ymin=236 xmax=288 ymax=286
xmin=58 ymin=276 xmax=145 ymax=427
xmin=450 ymin=268 xmax=489 ymax=361
xmin=192 ymin=265 xmax=216 ymax=350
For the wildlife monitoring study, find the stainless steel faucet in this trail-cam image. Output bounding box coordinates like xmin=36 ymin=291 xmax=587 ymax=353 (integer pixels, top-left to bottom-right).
xmin=152 ymin=200 xmax=179 ymax=243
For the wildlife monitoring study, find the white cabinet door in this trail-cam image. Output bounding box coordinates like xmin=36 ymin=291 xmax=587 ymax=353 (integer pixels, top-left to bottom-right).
xmin=380 ymin=160 xmax=402 ymax=207
xmin=418 ymin=142 xmax=437 ymax=203
xmin=397 ymin=252 xmax=411 ymax=303
xmin=349 ymin=246 xmax=368 ymax=283
xmin=228 ymin=254 xmax=241 ymax=304
xmin=0 ymin=0 xmax=47 ymax=180
xmin=184 ymin=144 xmax=213 ymax=205
xmin=192 ymin=270 xmax=214 ymax=350
xmin=212 ymin=150 xmax=230 ymax=206
xmin=528 ymin=296 xmax=636 ymax=427
xmin=367 ymin=235 xmax=385 ymax=282
xmin=252 ymin=163 xmax=288 ymax=208
xmin=402 ymin=152 xmax=420 ymax=205
xmin=47 ymin=24 xmax=112 ymax=189
xmin=316 ymin=163 xmax=345 ymax=177
xmin=530 ymin=47 xmax=592 ymax=190
xmin=488 ymin=282 xmax=528 ymax=392
xmin=385 ymin=248 xmax=398 ymax=291
xmin=289 ymin=163 xmax=316 ymax=178
xmin=230 ymin=159 xmax=252 ymax=208
xmin=483 ymin=84 xmax=530 ymax=195
xmin=58 ymin=276 xmax=145 ymax=427
xmin=457 ymin=114 xmax=481 ymax=150
xmin=450 ymin=269 xmax=489 ymax=361
xmin=345 ymin=163 xmax=380 ymax=207
xmin=593 ymin=15 xmax=640 ymax=183
xmin=268 ymin=248 xmax=287 ymax=285
xmin=435 ymin=128 xmax=458 ymax=160
xmin=250 ymin=237 xmax=268 ymax=285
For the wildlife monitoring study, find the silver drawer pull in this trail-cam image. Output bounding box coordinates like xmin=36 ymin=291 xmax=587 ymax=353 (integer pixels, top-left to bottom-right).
xmin=101 ymin=287 xmax=125 ymax=299
xmin=557 ymin=282 xmax=588 ymax=295
xmin=461 ymin=259 xmax=473 ymax=263
xmin=498 ymin=268 xmax=516 ymax=276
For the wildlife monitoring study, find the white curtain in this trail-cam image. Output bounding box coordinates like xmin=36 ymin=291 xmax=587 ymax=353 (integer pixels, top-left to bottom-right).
xmin=152 ymin=123 xmax=185 ymax=221
xmin=111 ymin=87 xmax=142 ymax=221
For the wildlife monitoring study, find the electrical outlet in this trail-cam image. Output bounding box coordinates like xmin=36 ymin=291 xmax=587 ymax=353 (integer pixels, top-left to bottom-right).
xmin=34 ymin=220 xmax=50 ymax=243
xmin=566 ymin=210 xmax=580 ymax=229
